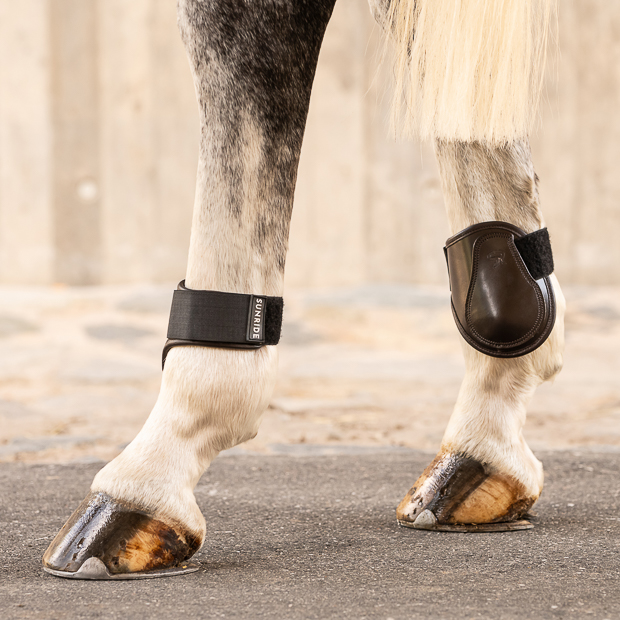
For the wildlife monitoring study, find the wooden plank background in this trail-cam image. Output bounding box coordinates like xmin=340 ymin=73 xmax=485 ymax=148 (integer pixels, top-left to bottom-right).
xmin=0 ymin=0 xmax=618 ymax=287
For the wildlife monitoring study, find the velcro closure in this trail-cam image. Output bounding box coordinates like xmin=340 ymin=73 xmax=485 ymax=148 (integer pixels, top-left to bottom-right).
xmin=514 ymin=228 xmax=554 ymax=280
xmin=163 ymin=281 xmax=283 ymax=367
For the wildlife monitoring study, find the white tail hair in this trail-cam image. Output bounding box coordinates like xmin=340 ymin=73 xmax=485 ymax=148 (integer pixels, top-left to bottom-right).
xmin=386 ymin=0 xmax=557 ymax=144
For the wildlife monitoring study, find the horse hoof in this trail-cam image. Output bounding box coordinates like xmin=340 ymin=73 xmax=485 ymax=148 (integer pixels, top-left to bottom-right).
xmin=396 ymin=452 xmax=537 ymax=532
xmin=42 ymin=492 xmax=202 ymax=579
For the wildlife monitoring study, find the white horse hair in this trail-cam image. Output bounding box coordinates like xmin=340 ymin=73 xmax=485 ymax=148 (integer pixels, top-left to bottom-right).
xmin=386 ymin=0 xmax=557 ymax=143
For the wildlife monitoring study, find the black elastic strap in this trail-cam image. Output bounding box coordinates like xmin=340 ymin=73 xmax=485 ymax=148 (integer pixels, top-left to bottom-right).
xmin=514 ymin=227 xmax=554 ymax=280
xmin=162 ymin=281 xmax=283 ymax=367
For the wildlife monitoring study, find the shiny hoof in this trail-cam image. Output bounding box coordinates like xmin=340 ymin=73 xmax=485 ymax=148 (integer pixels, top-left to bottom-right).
xmin=396 ymin=452 xmax=537 ymax=533
xmin=43 ymin=492 xmax=202 ymax=579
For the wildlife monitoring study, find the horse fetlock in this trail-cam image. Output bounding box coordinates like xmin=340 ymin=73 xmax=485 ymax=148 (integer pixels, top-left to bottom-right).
xmin=92 ymin=346 xmax=278 ymax=523
xmin=529 ymin=274 xmax=565 ymax=383
xmin=396 ymin=450 xmax=540 ymax=531
xmin=159 ymin=345 xmax=279 ymax=448
xmin=43 ymin=345 xmax=278 ymax=578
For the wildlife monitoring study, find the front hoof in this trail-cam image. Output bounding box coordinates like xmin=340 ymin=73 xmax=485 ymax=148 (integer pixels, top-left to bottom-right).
xmin=396 ymin=452 xmax=538 ymax=532
xmin=43 ymin=492 xmax=202 ymax=579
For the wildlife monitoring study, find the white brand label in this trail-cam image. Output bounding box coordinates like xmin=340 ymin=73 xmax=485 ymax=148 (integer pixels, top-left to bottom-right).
xmin=247 ymin=296 xmax=265 ymax=342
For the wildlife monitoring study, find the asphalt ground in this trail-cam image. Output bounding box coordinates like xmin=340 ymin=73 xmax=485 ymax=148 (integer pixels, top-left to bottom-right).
xmin=1 ymin=449 xmax=619 ymax=619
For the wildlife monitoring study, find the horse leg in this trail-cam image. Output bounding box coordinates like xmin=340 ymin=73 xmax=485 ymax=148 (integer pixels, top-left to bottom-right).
xmin=397 ymin=140 xmax=565 ymax=529
xmin=43 ymin=0 xmax=337 ymax=577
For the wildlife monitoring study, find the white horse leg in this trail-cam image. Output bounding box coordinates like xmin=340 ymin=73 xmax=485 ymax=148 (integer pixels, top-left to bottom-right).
xmin=43 ymin=0 xmax=337 ymax=576
xmin=397 ymin=140 xmax=565 ymax=528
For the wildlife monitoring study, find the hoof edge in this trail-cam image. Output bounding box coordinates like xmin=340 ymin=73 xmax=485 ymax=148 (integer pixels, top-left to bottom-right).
xmin=398 ymin=516 xmax=534 ymax=533
xmin=43 ymin=556 xmax=200 ymax=580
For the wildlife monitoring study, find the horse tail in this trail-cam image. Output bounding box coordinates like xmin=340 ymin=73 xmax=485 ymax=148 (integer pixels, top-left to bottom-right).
xmin=385 ymin=0 xmax=557 ymax=144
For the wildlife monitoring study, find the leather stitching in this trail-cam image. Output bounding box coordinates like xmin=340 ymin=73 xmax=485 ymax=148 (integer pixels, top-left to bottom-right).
xmin=452 ymin=291 xmax=555 ymax=358
xmin=445 ymin=221 xmax=526 ymax=248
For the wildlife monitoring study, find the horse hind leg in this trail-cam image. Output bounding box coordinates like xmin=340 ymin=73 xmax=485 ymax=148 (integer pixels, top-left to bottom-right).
xmin=368 ymin=0 xmax=561 ymax=529
xmin=397 ymin=140 xmax=565 ymax=530
xmin=42 ymin=0 xmax=337 ymax=578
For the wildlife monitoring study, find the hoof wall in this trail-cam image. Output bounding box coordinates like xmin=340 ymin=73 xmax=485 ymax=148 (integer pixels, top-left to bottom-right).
xmin=398 ymin=517 xmax=534 ymax=532
xmin=396 ymin=452 xmax=538 ymax=528
xmin=43 ymin=557 xmax=200 ymax=580
xmin=43 ymin=492 xmax=202 ymax=577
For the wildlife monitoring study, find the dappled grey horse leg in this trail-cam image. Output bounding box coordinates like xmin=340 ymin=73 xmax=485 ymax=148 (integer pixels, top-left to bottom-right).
xmin=43 ymin=0 xmax=337 ymax=579
xmin=178 ymin=0 xmax=337 ymax=293
xmin=367 ymin=0 xmax=390 ymax=26
xmin=397 ymin=140 xmax=565 ymax=530
xmin=436 ymin=139 xmax=548 ymax=234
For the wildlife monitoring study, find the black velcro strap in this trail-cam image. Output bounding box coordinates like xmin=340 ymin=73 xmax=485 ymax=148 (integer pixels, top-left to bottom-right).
xmin=514 ymin=227 xmax=554 ymax=280
xmin=163 ymin=281 xmax=283 ymax=367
